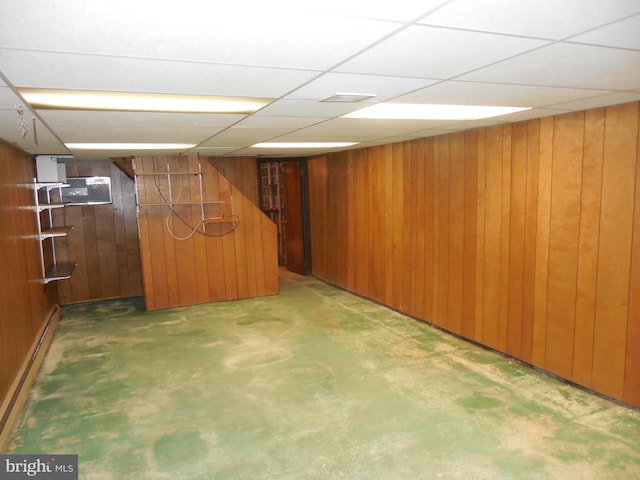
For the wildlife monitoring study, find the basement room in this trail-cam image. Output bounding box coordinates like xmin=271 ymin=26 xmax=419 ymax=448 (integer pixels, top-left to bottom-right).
xmin=1 ymin=1 xmax=640 ymax=478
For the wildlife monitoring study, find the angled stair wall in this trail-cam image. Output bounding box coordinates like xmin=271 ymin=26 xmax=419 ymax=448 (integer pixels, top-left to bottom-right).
xmin=133 ymin=155 xmax=278 ymax=310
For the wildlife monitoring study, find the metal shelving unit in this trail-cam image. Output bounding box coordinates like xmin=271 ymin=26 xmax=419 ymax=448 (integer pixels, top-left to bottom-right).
xmin=34 ymin=180 xmax=76 ymax=283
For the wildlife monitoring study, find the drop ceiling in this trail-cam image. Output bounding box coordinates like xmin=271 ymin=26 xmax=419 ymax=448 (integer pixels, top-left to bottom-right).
xmin=1 ymin=0 xmax=639 ymax=159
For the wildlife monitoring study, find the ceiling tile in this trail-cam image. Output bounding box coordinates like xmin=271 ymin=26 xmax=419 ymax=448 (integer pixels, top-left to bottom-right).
xmin=392 ymin=81 xmax=616 ymax=108
xmin=545 ymin=92 xmax=640 ymax=111
xmin=0 ymin=85 xmax=29 ymax=110
xmin=303 ymin=0 xmax=450 ymax=22
xmin=67 ymin=147 xmax=188 ymax=161
xmin=233 ymin=116 xmax=326 ymax=129
xmin=198 ymin=127 xmax=293 ymax=147
xmin=255 ymin=99 xmax=364 ymax=118
xmin=336 ymin=25 xmax=548 ymax=79
xmin=191 ymin=146 xmax=242 ymax=155
xmin=0 ymin=1 xmax=400 ymax=70
xmin=0 ymin=119 xmax=66 ymax=154
xmin=418 ymin=0 xmax=640 ymax=39
xmin=292 ymin=117 xmax=458 ymax=137
xmin=232 ymin=144 xmax=355 ymax=157
xmin=459 ymin=42 xmax=640 ymax=90
xmin=51 ymin=125 xmax=219 ymax=144
xmin=0 ymin=50 xmax=319 ymax=98
xmin=286 ymin=73 xmax=438 ymax=101
xmin=569 ymin=13 xmax=640 ymax=49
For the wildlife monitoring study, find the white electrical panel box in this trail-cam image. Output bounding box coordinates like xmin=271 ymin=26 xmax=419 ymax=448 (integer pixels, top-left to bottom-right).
xmin=36 ymin=155 xmax=70 ymax=183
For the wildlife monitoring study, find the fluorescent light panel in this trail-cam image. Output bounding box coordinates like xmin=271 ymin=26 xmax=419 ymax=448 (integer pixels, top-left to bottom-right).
xmin=66 ymin=143 xmax=195 ymax=150
xmin=251 ymin=142 xmax=358 ymax=148
xmin=343 ymin=103 xmax=531 ymax=120
xmin=19 ymin=88 xmax=271 ymax=113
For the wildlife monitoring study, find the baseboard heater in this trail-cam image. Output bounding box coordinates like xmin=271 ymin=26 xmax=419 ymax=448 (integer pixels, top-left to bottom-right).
xmin=0 ymin=305 xmax=60 ymax=452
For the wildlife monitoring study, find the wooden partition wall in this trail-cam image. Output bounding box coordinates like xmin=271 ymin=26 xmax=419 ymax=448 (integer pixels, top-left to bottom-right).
xmin=134 ymin=155 xmax=278 ymax=310
xmin=208 ymin=156 xmax=259 ymax=206
xmin=0 ymin=140 xmax=57 ymax=445
xmin=308 ymin=101 xmax=640 ymax=408
xmin=54 ymin=159 xmax=143 ymax=304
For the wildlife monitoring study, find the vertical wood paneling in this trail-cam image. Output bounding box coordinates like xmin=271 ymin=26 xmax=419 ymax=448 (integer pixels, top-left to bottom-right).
xmin=498 ymin=125 xmax=512 ymax=352
xmin=431 ymin=138 xmax=441 ymax=325
xmin=482 ymin=126 xmax=503 ymax=349
xmin=204 ymin=167 xmax=227 ymax=303
xmin=243 ymin=194 xmax=259 ymax=298
xmin=625 ymin=109 xmax=640 ymax=406
xmin=383 ymin=145 xmax=394 ymax=306
xmin=507 ymin=122 xmax=527 ymax=358
xmin=437 ymin=138 xmax=450 ymax=330
xmin=232 ymin=185 xmax=250 ymax=299
xmin=368 ymin=148 xmax=385 ymax=304
xmin=135 ymin=155 xmax=277 ymax=310
xmin=308 ymin=156 xmax=328 ymax=281
xmin=413 ymin=140 xmax=427 ymax=320
xmin=337 ymin=153 xmax=349 ymax=288
xmin=220 ymin=175 xmax=239 ymax=300
xmin=251 ymin=205 xmax=266 ymax=297
xmin=307 ymin=101 xmax=640 ymax=409
xmin=208 ymin=156 xmax=259 ymax=206
xmin=474 ymin=130 xmax=487 ymax=342
xmin=355 ymin=150 xmax=370 ymax=297
xmin=521 ymin=120 xmax=540 ymax=364
xmin=391 ymin=143 xmax=405 ymax=311
xmin=592 ymin=103 xmax=639 ymax=399
xmin=545 ymin=113 xmax=584 ymax=379
xmin=262 ymin=215 xmax=280 ymax=294
xmin=572 ymin=108 xmax=605 ymax=387
xmin=402 ymin=143 xmax=415 ymax=314
xmin=0 ymin=139 xmax=56 ymax=427
xmin=448 ymin=133 xmax=465 ymax=335
xmin=423 ymin=139 xmax=435 ymax=322
xmin=462 ymin=130 xmax=478 ymax=340
xmin=346 ymin=153 xmax=356 ymax=292
xmin=532 ymin=117 xmax=554 ymax=367
xmin=56 ymin=158 xmax=143 ymax=304
xmin=111 ymin=164 xmax=130 ymax=295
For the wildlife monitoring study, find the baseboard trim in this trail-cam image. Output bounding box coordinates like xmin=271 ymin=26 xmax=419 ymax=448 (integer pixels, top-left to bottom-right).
xmin=0 ymin=305 xmax=60 ymax=452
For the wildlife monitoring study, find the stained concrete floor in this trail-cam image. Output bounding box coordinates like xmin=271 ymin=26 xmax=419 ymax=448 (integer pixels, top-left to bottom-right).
xmin=9 ymin=271 xmax=640 ymax=479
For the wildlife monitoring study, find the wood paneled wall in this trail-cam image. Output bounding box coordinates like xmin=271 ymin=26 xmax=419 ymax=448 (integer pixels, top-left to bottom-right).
xmin=134 ymin=155 xmax=278 ymax=310
xmin=308 ymin=101 xmax=640 ymax=408
xmin=0 ymin=140 xmax=57 ymax=433
xmin=208 ymin=156 xmax=259 ymax=206
xmin=54 ymin=159 xmax=143 ymax=304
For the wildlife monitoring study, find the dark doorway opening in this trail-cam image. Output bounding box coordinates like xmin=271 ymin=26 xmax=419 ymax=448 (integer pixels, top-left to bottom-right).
xmin=258 ymin=158 xmax=310 ymax=275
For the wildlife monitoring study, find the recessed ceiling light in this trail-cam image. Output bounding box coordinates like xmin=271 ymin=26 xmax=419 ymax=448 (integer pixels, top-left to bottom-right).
xmin=342 ymin=103 xmax=531 ymax=120
xmin=321 ymin=92 xmax=377 ymax=103
xmin=251 ymin=142 xmax=358 ymax=149
xmin=65 ymin=143 xmax=196 ymax=150
xmin=19 ymin=88 xmax=271 ymax=114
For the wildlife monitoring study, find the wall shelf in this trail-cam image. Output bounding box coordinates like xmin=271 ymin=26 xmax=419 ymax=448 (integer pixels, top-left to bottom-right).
xmin=44 ymin=263 xmax=76 ymax=283
xmin=36 ymin=202 xmax=68 ymax=212
xmin=138 ymin=200 xmax=225 ymax=207
xmin=34 ymin=179 xmax=76 ymax=284
xmin=41 ymin=226 xmax=74 ymax=239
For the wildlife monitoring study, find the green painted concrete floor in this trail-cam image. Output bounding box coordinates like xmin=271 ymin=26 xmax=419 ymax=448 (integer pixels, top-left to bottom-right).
xmin=9 ymin=271 xmax=640 ymax=479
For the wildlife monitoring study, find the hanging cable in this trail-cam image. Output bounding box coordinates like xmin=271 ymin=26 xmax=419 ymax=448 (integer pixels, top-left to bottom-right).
xmin=150 ymin=155 xmax=240 ymax=239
